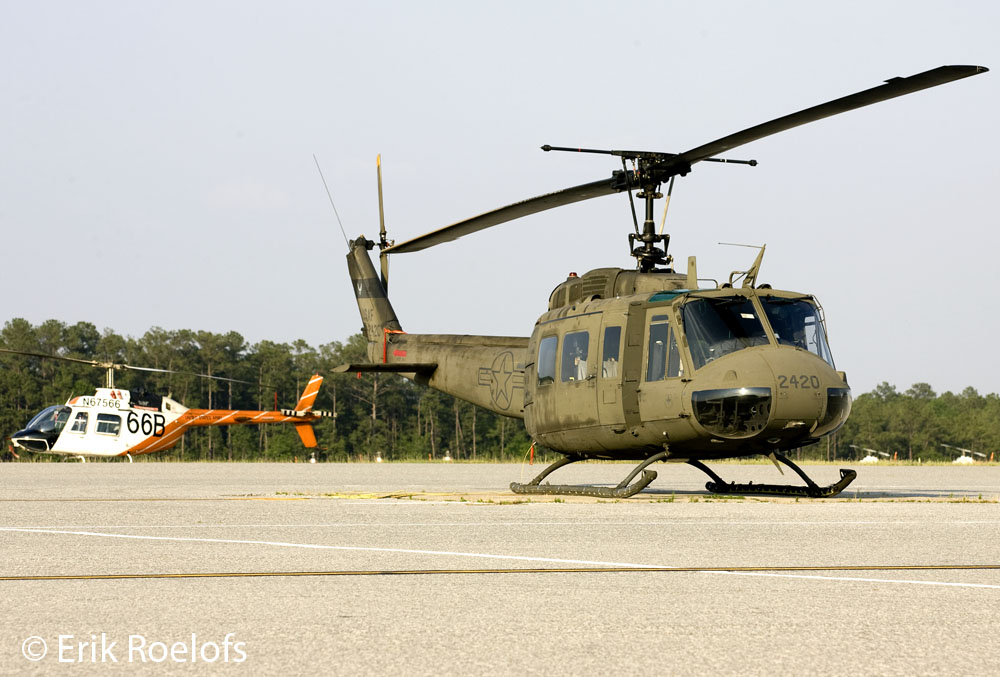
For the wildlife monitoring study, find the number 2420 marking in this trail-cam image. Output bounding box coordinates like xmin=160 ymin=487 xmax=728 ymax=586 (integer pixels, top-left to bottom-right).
xmin=778 ymin=374 xmax=820 ymax=389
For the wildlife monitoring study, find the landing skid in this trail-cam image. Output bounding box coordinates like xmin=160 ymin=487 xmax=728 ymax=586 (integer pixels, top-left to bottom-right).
xmin=510 ymin=451 xmax=670 ymax=499
xmin=688 ymin=454 xmax=857 ymax=498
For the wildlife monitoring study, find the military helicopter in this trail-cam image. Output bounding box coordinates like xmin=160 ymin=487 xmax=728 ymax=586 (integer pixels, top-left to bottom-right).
xmin=1 ymin=349 xmax=331 ymax=461
xmin=336 ymin=65 xmax=987 ymax=498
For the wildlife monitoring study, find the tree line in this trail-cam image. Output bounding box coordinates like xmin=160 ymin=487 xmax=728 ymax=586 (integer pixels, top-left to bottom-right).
xmin=1 ymin=318 xmax=997 ymax=462
xmin=833 ymin=382 xmax=1000 ymax=462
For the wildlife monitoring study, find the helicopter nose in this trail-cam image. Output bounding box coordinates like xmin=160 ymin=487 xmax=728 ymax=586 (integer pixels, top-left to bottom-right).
xmin=10 ymin=428 xmax=50 ymax=452
xmin=688 ymin=348 xmax=850 ymax=445
xmin=762 ymin=349 xmax=851 ymax=444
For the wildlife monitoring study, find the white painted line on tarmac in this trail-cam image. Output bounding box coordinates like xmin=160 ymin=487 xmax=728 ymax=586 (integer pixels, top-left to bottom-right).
xmin=0 ymin=527 xmax=663 ymax=569
xmin=706 ymin=570 xmax=1000 ymax=589
xmin=6 ymin=519 xmax=1000 ymax=530
xmin=3 ymin=527 xmax=999 ymax=590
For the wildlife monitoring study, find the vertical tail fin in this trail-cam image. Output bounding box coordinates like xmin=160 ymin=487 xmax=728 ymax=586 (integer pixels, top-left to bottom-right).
xmin=292 ymin=374 xmax=323 ymax=447
xmin=294 ymin=374 xmax=324 ymax=412
xmin=347 ymin=237 xmax=402 ymax=354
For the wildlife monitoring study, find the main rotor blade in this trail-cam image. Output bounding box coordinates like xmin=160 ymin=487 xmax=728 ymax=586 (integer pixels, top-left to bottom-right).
xmin=661 ymin=65 xmax=988 ymax=173
xmin=382 ymin=65 xmax=986 ymax=255
xmin=382 ymin=176 xmax=624 ymax=254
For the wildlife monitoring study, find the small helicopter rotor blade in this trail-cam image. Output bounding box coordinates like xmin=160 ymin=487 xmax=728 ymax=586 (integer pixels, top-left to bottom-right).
xmin=0 ymin=347 xmax=105 ymax=368
xmin=382 ymin=176 xmax=626 ymax=254
xmin=119 ymin=364 xmax=175 ymax=374
xmin=0 ymin=348 xmax=272 ymax=388
xmin=123 ymin=365 xmax=274 ymax=388
xmin=661 ymin=65 xmax=988 ymax=174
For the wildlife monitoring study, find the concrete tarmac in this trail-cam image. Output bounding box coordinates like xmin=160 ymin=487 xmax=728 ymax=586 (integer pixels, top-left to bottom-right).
xmin=1 ymin=462 xmax=999 ymax=675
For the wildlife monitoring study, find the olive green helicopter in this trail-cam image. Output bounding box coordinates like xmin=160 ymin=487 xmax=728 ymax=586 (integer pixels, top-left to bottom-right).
xmin=336 ymin=65 xmax=987 ymax=499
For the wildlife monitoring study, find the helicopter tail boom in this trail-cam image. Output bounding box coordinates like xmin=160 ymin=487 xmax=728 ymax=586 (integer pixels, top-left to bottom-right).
xmin=343 ymin=241 xmax=529 ymax=416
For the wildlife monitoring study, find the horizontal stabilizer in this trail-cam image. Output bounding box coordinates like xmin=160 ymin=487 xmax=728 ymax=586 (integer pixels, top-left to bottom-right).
xmin=333 ymin=362 xmax=438 ymax=376
xmin=280 ymin=408 xmax=335 ymax=418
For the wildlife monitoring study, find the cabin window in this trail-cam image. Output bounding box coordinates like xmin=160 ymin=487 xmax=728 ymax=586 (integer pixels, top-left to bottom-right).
xmin=602 ymin=326 xmax=621 ymax=378
xmin=561 ymin=331 xmax=590 ymax=382
xmin=759 ymin=298 xmax=835 ymax=367
xmin=682 ymin=297 xmax=769 ymax=370
xmin=96 ymin=413 xmax=122 ymax=436
xmin=69 ymin=411 xmax=89 ymax=434
xmin=537 ymin=336 xmax=558 ymax=385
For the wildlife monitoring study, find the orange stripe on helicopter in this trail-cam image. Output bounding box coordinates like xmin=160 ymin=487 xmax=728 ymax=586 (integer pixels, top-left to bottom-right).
xmin=123 ymin=375 xmax=326 ymax=456
xmin=125 ymin=408 xmax=326 ymax=456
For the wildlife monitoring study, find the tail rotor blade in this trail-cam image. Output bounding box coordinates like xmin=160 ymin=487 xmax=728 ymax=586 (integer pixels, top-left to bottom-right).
xmin=380 ymin=251 xmax=390 ymax=295
xmin=377 ymin=154 xmax=389 ymax=292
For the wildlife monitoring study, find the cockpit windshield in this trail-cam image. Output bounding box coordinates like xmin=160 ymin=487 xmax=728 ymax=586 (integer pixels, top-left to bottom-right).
xmin=682 ymin=297 xmax=769 ymax=370
xmin=760 ymin=297 xmax=835 ymax=367
xmin=25 ymin=405 xmax=72 ymax=434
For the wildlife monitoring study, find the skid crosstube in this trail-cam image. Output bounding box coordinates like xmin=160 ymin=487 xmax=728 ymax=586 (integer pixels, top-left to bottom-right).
xmin=510 ymin=451 xmax=858 ymax=499
xmin=688 ymin=455 xmax=857 ymax=498
xmin=510 ymin=451 xmax=669 ymax=499
xmin=705 ymin=468 xmax=857 ymax=498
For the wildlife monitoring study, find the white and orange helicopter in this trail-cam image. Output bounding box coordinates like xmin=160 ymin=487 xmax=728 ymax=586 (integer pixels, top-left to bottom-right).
xmin=1 ymin=349 xmax=332 ymax=461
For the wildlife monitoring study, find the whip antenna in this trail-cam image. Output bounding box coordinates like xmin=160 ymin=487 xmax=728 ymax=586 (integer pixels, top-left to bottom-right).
xmin=313 ymin=154 xmax=349 ymax=248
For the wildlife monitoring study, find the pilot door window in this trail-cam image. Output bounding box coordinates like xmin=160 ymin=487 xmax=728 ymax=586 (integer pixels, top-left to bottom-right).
xmin=69 ymin=411 xmax=89 ymax=434
xmin=602 ymin=326 xmax=621 ymax=378
xmin=95 ymin=413 xmax=122 ymax=436
xmin=561 ymin=331 xmax=590 ymax=382
xmin=682 ymin=297 xmax=769 ymax=369
xmin=537 ymin=336 xmax=558 ymax=385
xmin=645 ymin=316 xmax=683 ymax=381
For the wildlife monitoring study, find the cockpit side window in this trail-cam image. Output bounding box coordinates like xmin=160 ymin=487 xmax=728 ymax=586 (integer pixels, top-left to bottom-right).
xmin=666 ymin=327 xmax=683 ymax=378
xmin=25 ymin=405 xmax=72 ymax=434
xmin=682 ymin=297 xmax=769 ymax=370
xmin=602 ymin=326 xmax=621 ymax=378
xmin=70 ymin=411 xmax=89 ymax=434
xmin=645 ymin=315 xmax=684 ymax=381
xmin=537 ymin=336 xmax=558 ymax=385
xmin=645 ymin=316 xmax=670 ymax=382
xmin=760 ymin=298 xmax=835 ymax=367
xmin=561 ymin=331 xmax=590 ymax=382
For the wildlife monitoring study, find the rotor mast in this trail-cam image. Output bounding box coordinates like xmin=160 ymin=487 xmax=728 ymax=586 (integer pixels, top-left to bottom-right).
xmin=542 ymin=146 xmax=756 ymax=272
xmin=630 ymin=169 xmax=670 ymax=272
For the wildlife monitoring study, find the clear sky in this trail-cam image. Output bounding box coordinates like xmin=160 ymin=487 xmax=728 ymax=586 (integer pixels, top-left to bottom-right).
xmin=1 ymin=0 xmax=997 ymax=396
